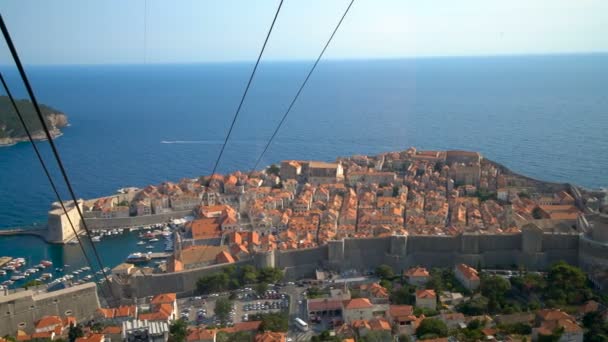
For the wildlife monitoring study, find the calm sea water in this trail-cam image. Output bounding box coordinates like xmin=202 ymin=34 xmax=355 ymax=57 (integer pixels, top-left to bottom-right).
xmin=0 ymin=55 xmax=606 ymax=273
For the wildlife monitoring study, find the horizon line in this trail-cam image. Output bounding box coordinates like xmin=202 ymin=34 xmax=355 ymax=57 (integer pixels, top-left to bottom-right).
xmin=0 ymin=51 xmax=606 ymax=68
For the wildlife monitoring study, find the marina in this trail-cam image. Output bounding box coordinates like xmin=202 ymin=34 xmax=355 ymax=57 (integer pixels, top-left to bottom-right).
xmin=0 ymin=220 xmax=184 ymax=291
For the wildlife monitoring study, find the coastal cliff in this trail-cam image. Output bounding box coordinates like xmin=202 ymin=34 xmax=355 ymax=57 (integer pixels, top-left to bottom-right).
xmin=0 ymin=96 xmax=68 ymax=147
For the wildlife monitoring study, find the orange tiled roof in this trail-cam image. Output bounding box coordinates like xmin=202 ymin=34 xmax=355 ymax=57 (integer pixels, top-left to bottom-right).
xmin=254 ymin=331 xmax=286 ymax=342
xmin=343 ymin=298 xmax=373 ymax=310
xmin=456 ymin=263 xmax=479 ymax=281
xmin=405 ymin=266 xmax=430 ymax=278
xmin=215 ymin=251 xmax=236 ymax=264
xmin=369 ymin=318 xmax=391 ymax=331
xmin=151 ymin=293 xmax=176 ymax=305
xmin=101 ymin=326 xmax=122 ymax=335
xmin=416 ymin=289 xmax=436 ymax=299
xmin=35 ymin=316 xmax=63 ymax=330
xmin=75 ymin=334 xmax=104 ymax=342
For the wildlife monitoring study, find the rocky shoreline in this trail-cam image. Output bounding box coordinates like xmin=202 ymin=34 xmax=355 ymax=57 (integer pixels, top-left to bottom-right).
xmin=0 ymin=113 xmax=68 ymax=147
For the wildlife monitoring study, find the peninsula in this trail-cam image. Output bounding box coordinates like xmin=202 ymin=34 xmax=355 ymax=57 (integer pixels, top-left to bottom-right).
xmin=0 ymin=95 xmax=68 ymax=147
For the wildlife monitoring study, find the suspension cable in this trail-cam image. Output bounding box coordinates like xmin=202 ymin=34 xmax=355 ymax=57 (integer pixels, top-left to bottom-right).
xmin=250 ymin=0 xmax=355 ymax=172
xmin=0 ymin=74 xmax=110 ymax=299
xmin=0 ymin=14 xmax=118 ymax=303
xmin=207 ymin=0 xmax=284 ymax=179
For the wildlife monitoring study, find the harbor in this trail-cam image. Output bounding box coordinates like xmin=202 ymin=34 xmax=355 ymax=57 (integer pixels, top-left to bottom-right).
xmin=0 ymin=218 xmax=188 ymax=292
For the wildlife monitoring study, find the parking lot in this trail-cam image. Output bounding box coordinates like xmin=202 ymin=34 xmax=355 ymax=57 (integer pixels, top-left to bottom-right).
xmin=177 ymin=287 xmax=290 ymax=327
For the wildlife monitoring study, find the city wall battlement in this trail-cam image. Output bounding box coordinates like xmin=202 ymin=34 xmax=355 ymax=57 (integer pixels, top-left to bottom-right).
xmin=117 ymin=229 xmax=584 ymax=298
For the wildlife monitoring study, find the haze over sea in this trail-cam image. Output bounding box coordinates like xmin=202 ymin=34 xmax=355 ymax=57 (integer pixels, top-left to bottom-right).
xmin=0 ymin=55 xmax=606 ymax=269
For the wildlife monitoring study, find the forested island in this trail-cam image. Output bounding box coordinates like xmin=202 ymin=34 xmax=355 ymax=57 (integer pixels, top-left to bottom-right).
xmin=0 ymin=95 xmax=68 ymax=147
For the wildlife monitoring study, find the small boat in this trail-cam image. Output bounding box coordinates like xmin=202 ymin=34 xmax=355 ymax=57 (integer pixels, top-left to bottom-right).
xmin=72 ymin=270 xmax=80 ymax=275
xmin=41 ymin=260 xmax=53 ymax=267
xmin=2 ymin=280 xmax=14 ymax=286
xmin=0 ymin=270 xmax=6 ymax=276
xmin=146 ymin=245 xmax=154 ymax=249
xmin=149 ymin=238 xmax=159 ymax=242
xmin=11 ymin=275 xmax=25 ymax=281
xmin=3 ymin=266 xmax=15 ymax=271
xmin=91 ymin=236 xmax=101 ymax=242
xmin=82 ymin=266 xmax=91 ymax=271
xmin=84 ymin=275 xmax=93 ymax=281
xmin=41 ymin=273 xmax=53 ymax=280
xmin=126 ymin=252 xmax=151 ymax=263
xmin=137 ymin=241 xmax=146 ymax=245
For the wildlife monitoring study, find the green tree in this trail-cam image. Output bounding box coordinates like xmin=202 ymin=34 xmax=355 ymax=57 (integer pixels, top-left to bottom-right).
xmin=360 ymin=330 xmax=392 ymax=342
xmin=390 ymin=286 xmax=414 ymax=305
xmin=252 ymin=312 xmax=289 ymax=332
xmin=375 ymin=264 xmax=394 ymax=280
xmin=416 ymin=318 xmax=448 ymax=339
xmin=68 ymin=324 xmax=84 ymax=342
xmin=397 ymin=335 xmax=411 ymax=342
xmin=255 ymin=282 xmax=268 ymax=296
xmin=215 ymin=297 xmax=233 ymax=324
xmin=480 ymin=275 xmax=511 ymax=313
xmin=197 ymin=272 xmax=230 ymax=294
xmin=168 ymin=319 xmax=188 ymax=342
xmin=311 ymin=330 xmax=341 ymax=342
xmin=257 ymin=267 xmax=283 ymax=284
xmin=307 ymin=286 xmax=324 ymax=299
xmin=241 ymin=265 xmax=259 ymax=285
xmin=457 ymin=296 xmax=489 ymax=315
xmin=545 ymin=261 xmax=591 ymax=304
xmin=216 ymin=331 xmax=253 ymax=342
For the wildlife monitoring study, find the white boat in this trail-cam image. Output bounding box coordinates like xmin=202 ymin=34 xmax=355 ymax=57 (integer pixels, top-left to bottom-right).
xmin=11 ymin=275 xmax=25 ymax=281
xmin=91 ymin=236 xmax=101 ymax=242
xmin=146 ymin=245 xmax=154 ymax=249
xmin=0 ymin=270 xmax=6 ymax=276
xmin=82 ymin=266 xmax=91 ymax=271
xmin=2 ymin=280 xmax=14 ymax=286
xmin=137 ymin=241 xmax=146 ymax=245
xmin=149 ymin=238 xmax=160 ymax=242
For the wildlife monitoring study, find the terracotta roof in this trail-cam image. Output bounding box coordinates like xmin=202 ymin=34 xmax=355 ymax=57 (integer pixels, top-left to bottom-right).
xmin=187 ymin=328 xmax=216 ymax=341
xmin=416 ymin=289 xmax=436 ymax=299
xmin=254 ymin=331 xmax=286 ymax=342
xmin=115 ymin=305 xmax=136 ymax=318
xmin=343 ymin=298 xmax=373 ymax=310
xmin=75 ymin=334 xmax=104 ymax=342
xmin=389 ymin=305 xmax=414 ymax=319
xmin=369 ymin=318 xmax=391 ymax=331
xmin=101 ymin=326 xmax=122 ymax=335
xmin=35 ymin=316 xmax=63 ymax=330
xmin=456 ymin=263 xmax=479 ymax=281
xmin=215 ymin=251 xmax=236 ymax=264
xmin=308 ymin=299 xmax=343 ymax=311
xmin=404 ymin=266 xmax=430 ymax=278
xmin=151 ymin=293 xmax=176 ymax=305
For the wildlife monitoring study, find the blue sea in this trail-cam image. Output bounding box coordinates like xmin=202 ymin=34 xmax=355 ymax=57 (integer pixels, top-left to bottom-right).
xmin=0 ymin=55 xmax=607 ymax=275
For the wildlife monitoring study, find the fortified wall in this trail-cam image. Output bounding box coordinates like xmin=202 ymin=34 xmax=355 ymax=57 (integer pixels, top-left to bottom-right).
xmin=0 ymin=282 xmax=100 ymax=336
xmin=117 ymin=227 xmax=580 ymax=298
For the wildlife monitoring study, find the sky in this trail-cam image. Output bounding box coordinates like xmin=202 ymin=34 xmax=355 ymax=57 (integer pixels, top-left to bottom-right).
xmin=0 ymin=0 xmax=607 ymax=65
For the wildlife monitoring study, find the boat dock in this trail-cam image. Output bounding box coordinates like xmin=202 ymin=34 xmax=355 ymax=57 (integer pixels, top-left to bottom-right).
xmin=0 ymin=256 xmax=12 ymax=268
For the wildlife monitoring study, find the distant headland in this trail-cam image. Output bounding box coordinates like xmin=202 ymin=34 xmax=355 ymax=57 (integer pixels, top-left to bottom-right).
xmin=0 ymin=96 xmax=68 ymax=147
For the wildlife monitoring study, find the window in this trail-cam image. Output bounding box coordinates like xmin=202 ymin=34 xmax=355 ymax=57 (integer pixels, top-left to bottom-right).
xmin=18 ymin=322 xmax=26 ymax=329
xmin=65 ymin=310 xmax=73 ymax=316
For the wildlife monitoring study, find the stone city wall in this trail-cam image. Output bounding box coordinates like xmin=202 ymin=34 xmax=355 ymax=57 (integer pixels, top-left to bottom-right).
xmin=114 ymin=231 xmax=583 ymax=298
xmin=0 ymin=283 xmax=100 ymax=336
xmin=84 ymin=210 xmax=193 ymax=230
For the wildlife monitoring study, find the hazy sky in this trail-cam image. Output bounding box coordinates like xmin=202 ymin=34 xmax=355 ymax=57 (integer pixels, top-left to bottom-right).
xmin=0 ymin=0 xmax=607 ymax=65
